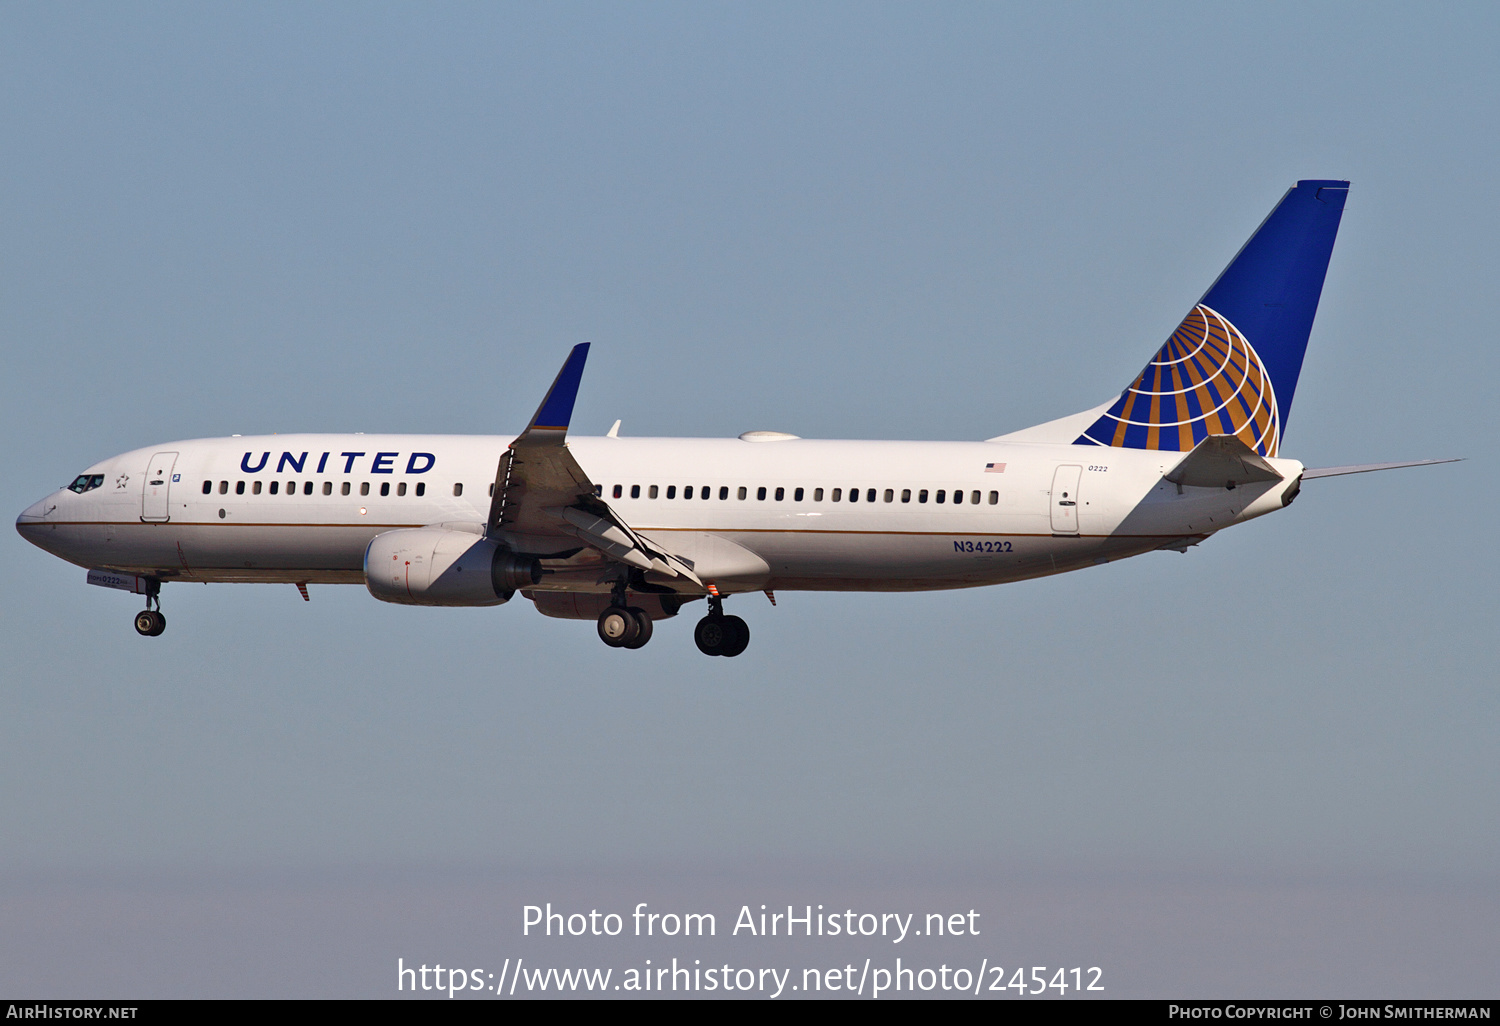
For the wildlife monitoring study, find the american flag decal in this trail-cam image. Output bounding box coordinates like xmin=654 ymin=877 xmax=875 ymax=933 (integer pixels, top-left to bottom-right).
xmin=985 ymin=463 xmax=1006 ymax=473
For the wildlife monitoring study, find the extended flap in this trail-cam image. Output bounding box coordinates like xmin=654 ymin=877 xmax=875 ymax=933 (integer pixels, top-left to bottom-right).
xmin=548 ymin=504 xmax=703 ymax=585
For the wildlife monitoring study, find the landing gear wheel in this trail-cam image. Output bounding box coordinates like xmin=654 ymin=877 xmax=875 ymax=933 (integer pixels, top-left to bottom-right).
xmin=719 ymin=615 xmax=749 ymax=657
xmin=134 ymin=609 xmax=166 ymax=637
xmin=597 ymin=606 xmax=640 ymax=648
xmin=695 ymin=614 xmax=748 ymax=656
xmin=694 ymin=615 xmax=727 ymax=656
xmin=622 ymin=607 xmax=653 ymax=649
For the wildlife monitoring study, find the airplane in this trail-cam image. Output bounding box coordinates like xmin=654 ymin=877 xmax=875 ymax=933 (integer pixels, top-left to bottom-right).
xmin=16 ymin=179 xmax=1455 ymax=656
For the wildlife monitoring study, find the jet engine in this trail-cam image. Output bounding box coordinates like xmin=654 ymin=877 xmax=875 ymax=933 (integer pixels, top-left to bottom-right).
xmin=364 ymin=528 xmax=541 ymax=606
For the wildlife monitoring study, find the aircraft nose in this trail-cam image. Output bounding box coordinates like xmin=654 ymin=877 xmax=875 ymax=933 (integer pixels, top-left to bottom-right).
xmin=16 ymin=495 xmax=57 ymax=529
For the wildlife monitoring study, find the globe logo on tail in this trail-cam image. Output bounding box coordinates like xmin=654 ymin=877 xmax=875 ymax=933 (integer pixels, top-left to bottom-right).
xmin=1075 ymin=304 xmax=1281 ymax=457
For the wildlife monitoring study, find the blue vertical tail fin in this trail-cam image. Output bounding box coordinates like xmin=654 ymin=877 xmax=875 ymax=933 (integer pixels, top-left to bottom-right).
xmin=1074 ymin=180 xmax=1348 ymax=457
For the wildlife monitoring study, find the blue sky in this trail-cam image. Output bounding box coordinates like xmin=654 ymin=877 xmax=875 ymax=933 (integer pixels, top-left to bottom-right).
xmin=2 ymin=1 xmax=1496 ymax=997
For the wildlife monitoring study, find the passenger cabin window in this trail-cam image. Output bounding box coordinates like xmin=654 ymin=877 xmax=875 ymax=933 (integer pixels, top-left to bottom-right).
xmin=988 ymin=490 xmax=998 ymax=504
xmin=613 ymin=485 xmax=622 ymax=498
xmin=380 ymin=482 xmax=390 ymax=497
xmin=831 ymin=488 xmax=842 ymax=501
xmin=235 ymin=481 xmax=245 ymax=495
xmin=971 ymin=490 xmax=981 ymax=504
xmin=757 ymin=487 xmax=767 ymax=500
xmin=774 ymin=487 xmax=784 ymax=501
xmin=303 ymin=481 xmax=313 ymax=495
xmin=286 ymin=480 xmax=295 ymax=495
xmin=667 ymin=486 xmax=677 ymax=499
xmin=866 ymin=488 xmax=876 ymax=502
xmin=201 ymin=480 xmax=212 ymax=494
xmin=397 ymin=482 xmax=407 ymax=496
xmin=737 ymin=487 xmax=747 ymax=500
xmin=219 ymin=481 xmax=228 ymax=494
xmin=253 ymin=481 xmax=263 ymax=495
xmin=416 ymin=482 xmax=425 ymax=497
xmin=814 ymin=488 xmax=824 ymax=501
xmin=953 ymin=489 xmax=963 ymax=504
xmin=700 ymin=485 xmax=709 ymax=499
xmin=322 ymin=482 xmax=332 ymax=496
xmin=936 ymin=489 xmax=946 ymax=503
xmin=849 ymin=487 xmax=858 ymax=502
xmin=883 ymin=489 xmax=893 ymax=502
xmin=685 ymin=486 xmax=694 ymax=499
xmin=68 ymin=474 xmax=105 ymax=494
xmin=794 ymin=487 xmax=804 ymax=501
xmin=719 ymin=486 xmax=728 ymax=500
xmin=361 ymin=482 xmax=370 ymax=496
xmin=631 ymin=485 xmax=640 ymax=498
xmin=901 ymin=489 xmax=911 ymax=503
xmin=452 ymin=483 xmax=462 ymax=497
xmin=918 ymin=489 xmax=928 ymax=503
xmin=342 ymin=483 xmax=350 ymax=496
xmin=649 ymin=485 xmax=658 ymax=499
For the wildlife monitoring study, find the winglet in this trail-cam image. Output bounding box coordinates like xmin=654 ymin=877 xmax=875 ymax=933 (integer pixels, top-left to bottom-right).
xmin=520 ymin=343 xmax=590 ymax=441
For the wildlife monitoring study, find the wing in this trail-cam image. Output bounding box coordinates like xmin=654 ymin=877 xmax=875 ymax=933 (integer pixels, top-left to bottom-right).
xmin=486 ymin=345 xmax=702 ymax=587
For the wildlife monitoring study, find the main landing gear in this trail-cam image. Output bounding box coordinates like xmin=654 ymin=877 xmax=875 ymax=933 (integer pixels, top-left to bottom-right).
xmin=597 ymin=580 xmax=654 ymax=650
xmin=595 ymin=581 xmax=750 ymax=656
xmin=596 ymin=605 xmax=653 ymax=649
xmin=694 ymin=595 xmax=748 ymax=658
xmin=133 ymin=579 xmax=165 ymax=637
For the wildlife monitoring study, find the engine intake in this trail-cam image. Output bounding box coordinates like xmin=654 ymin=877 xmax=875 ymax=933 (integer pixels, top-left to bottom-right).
xmin=364 ymin=528 xmax=541 ymax=606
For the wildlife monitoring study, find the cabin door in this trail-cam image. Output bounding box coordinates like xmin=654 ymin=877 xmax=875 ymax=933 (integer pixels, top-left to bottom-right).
xmin=141 ymin=452 xmax=179 ymax=522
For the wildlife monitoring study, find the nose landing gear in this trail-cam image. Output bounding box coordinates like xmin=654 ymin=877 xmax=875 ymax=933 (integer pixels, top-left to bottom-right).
xmin=134 ymin=609 xmax=166 ymax=636
xmin=694 ymin=595 xmax=748 ymax=657
xmin=133 ymin=579 xmax=165 ymax=637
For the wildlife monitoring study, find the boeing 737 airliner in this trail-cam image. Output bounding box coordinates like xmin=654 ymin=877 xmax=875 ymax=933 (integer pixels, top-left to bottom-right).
xmin=16 ymin=180 xmax=1453 ymax=655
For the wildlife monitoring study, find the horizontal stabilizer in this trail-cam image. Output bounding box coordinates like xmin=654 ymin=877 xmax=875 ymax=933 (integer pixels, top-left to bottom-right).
xmin=1165 ymin=434 xmax=1284 ymax=489
xmin=1301 ymin=458 xmax=1460 ymax=480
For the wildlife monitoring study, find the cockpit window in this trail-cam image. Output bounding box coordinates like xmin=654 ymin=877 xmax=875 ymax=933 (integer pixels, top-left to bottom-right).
xmin=68 ymin=474 xmax=104 ymax=494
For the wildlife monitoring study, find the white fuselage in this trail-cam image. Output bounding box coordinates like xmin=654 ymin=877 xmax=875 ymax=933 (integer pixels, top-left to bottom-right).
xmin=17 ymin=432 xmax=1304 ymax=596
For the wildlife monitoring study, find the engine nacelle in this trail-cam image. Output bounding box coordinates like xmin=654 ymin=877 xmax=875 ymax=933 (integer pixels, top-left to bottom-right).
xmin=364 ymin=528 xmax=541 ymax=606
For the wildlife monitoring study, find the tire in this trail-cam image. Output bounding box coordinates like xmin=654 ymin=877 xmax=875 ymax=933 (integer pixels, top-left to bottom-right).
xmin=134 ymin=610 xmax=157 ymax=636
xmin=149 ymin=611 xmax=167 ymax=636
xmin=597 ymin=606 xmax=639 ymax=648
xmin=719 ymin=615 xmax=749 ymax=657
xmin=694 ymin=615 xmax=727 ymax=656
xmin=622 ymin=607 xmax=653 ymax=649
